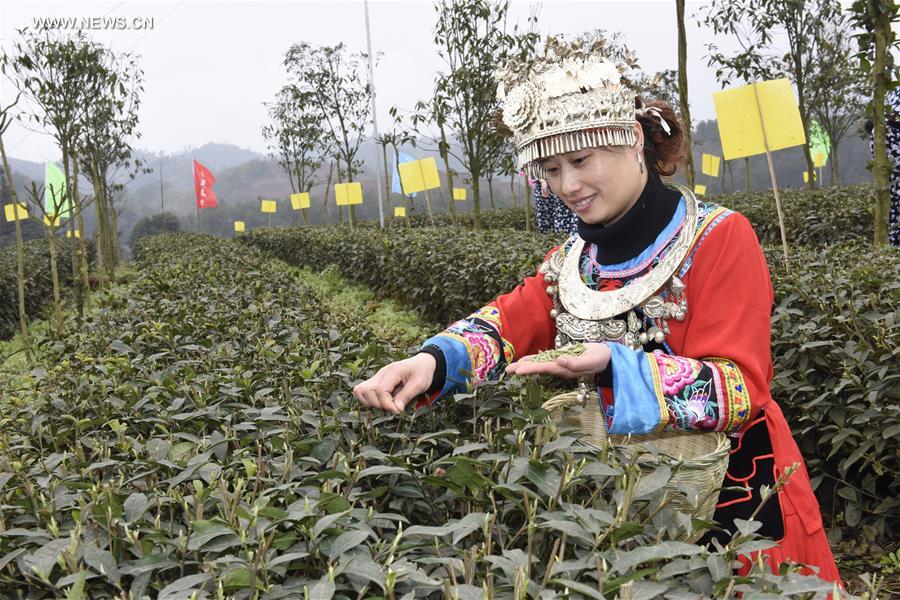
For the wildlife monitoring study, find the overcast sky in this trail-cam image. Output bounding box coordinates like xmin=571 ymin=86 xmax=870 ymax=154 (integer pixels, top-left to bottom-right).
xmin=0 ymin=0 xmax=814 ymax=163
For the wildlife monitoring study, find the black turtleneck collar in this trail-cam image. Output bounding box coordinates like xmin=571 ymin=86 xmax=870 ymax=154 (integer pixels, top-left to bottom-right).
xmin=576 ymin=171 xmax=682 ymax=265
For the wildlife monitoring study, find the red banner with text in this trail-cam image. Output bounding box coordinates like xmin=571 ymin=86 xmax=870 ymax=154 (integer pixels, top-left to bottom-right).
xmin=193 ymin=159 xmax=218 ymax=209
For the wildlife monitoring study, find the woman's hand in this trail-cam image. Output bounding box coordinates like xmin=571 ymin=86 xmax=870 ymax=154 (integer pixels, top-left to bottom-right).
xmin=352 ymin=353 xmax=436 ymax=414
xmin=505 ymin=342 xmax=612 ymax=379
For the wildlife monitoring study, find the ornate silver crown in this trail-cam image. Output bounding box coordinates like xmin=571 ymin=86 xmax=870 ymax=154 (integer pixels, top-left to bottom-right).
xmin=495 ymin=33 xmax=641 ymax=177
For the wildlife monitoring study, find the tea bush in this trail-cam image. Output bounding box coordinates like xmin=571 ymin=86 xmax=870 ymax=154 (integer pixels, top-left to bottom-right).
xmin=0 ymin=233 xmax=838 ymax=598
xmin=768 ymin=244 xmax=900 ymax=539
xmin=718 ymin=185 xmax=874 ymax=246
xmin=244 ymin=225 xmax=899 ymax=539
xmin=0 ymin=238 xmax=94 ymax=340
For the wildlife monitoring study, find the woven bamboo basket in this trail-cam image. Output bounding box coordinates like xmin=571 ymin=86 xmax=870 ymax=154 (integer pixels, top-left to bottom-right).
xmin=543 ymin=390 xmax=730 ymax=538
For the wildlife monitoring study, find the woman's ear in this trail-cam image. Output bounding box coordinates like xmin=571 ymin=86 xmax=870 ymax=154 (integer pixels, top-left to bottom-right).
xmin=633 ymin=122 xmax=644 ymax=149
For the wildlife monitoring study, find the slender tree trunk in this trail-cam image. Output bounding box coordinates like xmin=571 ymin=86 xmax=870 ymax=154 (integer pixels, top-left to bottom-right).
xmin=676 ymin=0 xmax=695 ymax=188
xmin=323 ymin=162 xmax=334 ymax=222
xmin=100 ymin=177 xmax=115 ymax=272
xmin=13 ymin=211 xmax=29 ymax=359
xmin=438 ymin=119 xmax=457 ymax=225
xmin=91 ymin=163 xmax=112 ymax=284
xmin=381 ymin=143 xmax=392 ymax=228
xmin=47 ymin=223 xmax=62 ymax=333
xmin=488 ymin=174 xmax=496 ymax=209
xmin=109 ymin=195 xmax=121 ymax=267
xmin=745 ymin=157 xmax=751 ymax=191
xmin=510 ymin=175 xmax=516 ymax=208
xmin=472 ymin=174 xmax=482 ymax=230
xmin=0 ymin=136 xmax=30 ymax=356
xmin=830 ymin=139 xmax=841 ymax=186
xmin=72 ymin=155 xmax=91 ymax=310
xmin=796 ymin=87 xmax=816 ymax=190
xmin=873 ymin=7 xmax=892 ymax=245
xmin=61 ymin=145 xmax=83 ymax=318
xmin=347 ymin=161 xmax=356 ymax=228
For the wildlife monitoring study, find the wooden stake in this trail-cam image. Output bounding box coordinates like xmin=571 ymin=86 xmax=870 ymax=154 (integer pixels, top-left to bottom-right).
xmin=424 ymin=188 xmax=435 ymax=227
xmin=752 ymin=82 xmax=791 ymax=271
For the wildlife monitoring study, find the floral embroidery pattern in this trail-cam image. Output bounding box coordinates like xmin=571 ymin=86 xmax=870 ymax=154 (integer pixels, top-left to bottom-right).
xmin=436 ymin=305 xmax=515 ymax=390
xmin=655 ymin=354 xmax=703 ymax=396
xmin=649 ymin=353 xmax=749 ymax=432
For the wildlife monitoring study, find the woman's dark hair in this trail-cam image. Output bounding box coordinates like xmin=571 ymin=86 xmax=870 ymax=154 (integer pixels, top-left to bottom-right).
xmin=635 ymin=98 xmax=687 ymax=177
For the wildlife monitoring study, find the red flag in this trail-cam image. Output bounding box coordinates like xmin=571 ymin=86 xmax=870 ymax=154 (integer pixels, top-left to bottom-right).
xmin=192 ymin=159 xmax=218 ymax=209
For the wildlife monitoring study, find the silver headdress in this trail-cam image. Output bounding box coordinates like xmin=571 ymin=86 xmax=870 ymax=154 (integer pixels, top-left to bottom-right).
xmin=495 ymin=33 xmax=642 ymax=178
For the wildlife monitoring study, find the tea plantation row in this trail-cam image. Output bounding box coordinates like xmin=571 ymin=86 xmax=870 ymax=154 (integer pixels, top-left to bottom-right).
xmin=0 ymin=234 xmax=839 ymax=598
xmin=242 ymin=224 xmax=899 ymax=542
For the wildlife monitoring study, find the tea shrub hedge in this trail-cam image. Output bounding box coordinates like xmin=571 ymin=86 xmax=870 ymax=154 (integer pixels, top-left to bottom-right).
xmin=719 ymin=186 xmax=874 ymax=246
xmin=0 ymin=238 xmax=94 ymax=340
xmin=243 ymin=225 xmax=899 ymax=538
xmin=768 ymin=244 xmax=899 ymax=539
xmin=0 ymin=233 xmax=838 ymax=597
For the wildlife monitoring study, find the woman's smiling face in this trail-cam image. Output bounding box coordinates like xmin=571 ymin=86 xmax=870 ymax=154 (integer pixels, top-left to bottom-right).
xmin=540 ymin=125 xmax=647 ymax=226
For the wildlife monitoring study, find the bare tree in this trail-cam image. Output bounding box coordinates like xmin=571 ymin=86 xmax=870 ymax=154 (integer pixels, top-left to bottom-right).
xmin=262 ymin=84 xmax=324 ymax=225
xmin=432 ymin=0 xmax=538 ymax=229
xmin=807 ymin=13 xmax=867 ymax=186
xmin=76 ymin=47 xmax=144 ymax=281
xmin=284 ymin=42 xmax=372 ymax=227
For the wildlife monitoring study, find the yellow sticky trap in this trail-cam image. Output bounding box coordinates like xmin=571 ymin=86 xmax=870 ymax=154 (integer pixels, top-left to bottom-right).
xmin=336 ymin=182 xmax=363 ymax=205
xmin=347 ymin=182 xmax=363 ymax=205
xmin=694 ymin=184 xmax=707 ymax=196
xmin=803 ymin=171 xmax=816 ymax=183
xmin=43 ymin=215 xmax=61 ymax=227
xmin=713 ymin=78 xmax=806 ymax=160
xmin=291 ymin=192 xmax=310 ymax=210
xmin=419 ymin=157 xmax=440 ymax=190
xmin=394 ymin=206 xmax=406 ymax=217
xmin=234 ymin=221 xmax=245 ymax=232
xmin=813 ymin=151 xmax=827 ymax=168
xmin=702 ymin=154 xmax=721 ymax=177
xmin=261 ymin=199 xmax=277 ymax=213
xmin=399 ymin=158 xmax=441 ymax=194
xmin=453 ymin=187 xmax=467 ymax=201
xmin=398 ymin=161 xmax=425 ymax=194
xmin=66 ymin=229 xmax=81 ymax=238
xmin=335 ymin=184 xmax=347 ymax=206
xmin=4 ymin=203 xmax=27 ymax=222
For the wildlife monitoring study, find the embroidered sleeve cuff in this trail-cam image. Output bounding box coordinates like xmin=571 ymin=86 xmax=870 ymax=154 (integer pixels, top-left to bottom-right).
xmin=420 ymin=333 xmax=474 ymax=399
